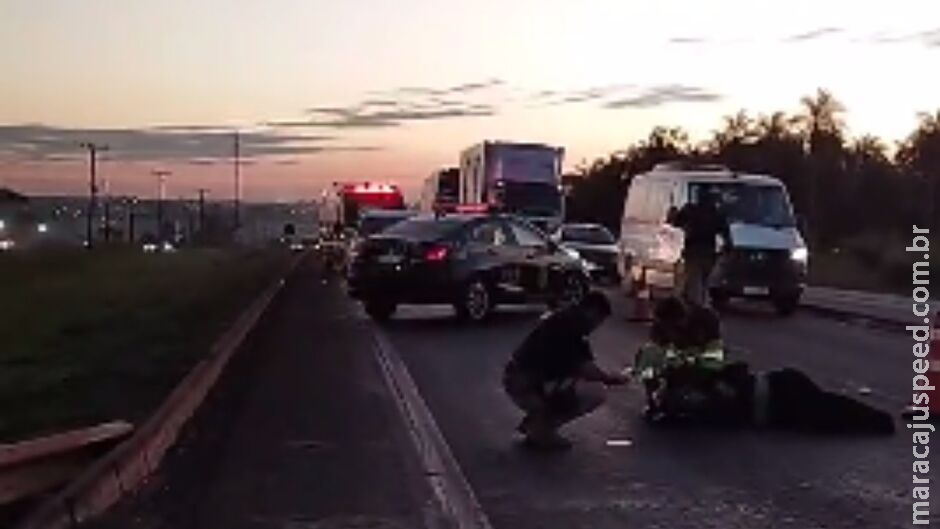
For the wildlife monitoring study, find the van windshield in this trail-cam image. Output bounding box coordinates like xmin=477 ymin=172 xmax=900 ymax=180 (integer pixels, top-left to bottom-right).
xmin=689 ymin=182 xmax=796 ymax=228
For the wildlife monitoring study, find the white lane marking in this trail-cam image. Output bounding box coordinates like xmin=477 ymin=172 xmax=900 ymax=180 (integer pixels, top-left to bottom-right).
xmin=364 ymin=314 xmax=495 ymax=529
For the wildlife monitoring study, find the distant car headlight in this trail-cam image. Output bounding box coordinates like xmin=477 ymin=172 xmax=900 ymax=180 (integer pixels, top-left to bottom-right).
xmin=142 ymin=243 xmax=158 ymax=253
xmin=0 ymin=239 xmax=14 ymax=251
xmin=791 ymin=247 xmax=809 ymax=263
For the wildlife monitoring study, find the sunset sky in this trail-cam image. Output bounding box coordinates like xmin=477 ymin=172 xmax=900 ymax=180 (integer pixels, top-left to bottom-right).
xmin=1 ymin=0 xmax=939 ymax=202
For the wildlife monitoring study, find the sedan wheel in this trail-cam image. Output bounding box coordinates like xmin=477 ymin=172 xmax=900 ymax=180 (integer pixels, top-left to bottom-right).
xmin=456 ymin=279 xmax=492 ymax=322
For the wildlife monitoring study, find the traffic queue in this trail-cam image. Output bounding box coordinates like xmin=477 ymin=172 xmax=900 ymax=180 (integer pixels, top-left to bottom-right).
xmin=312 ymin=142 xmax=896 ymax=449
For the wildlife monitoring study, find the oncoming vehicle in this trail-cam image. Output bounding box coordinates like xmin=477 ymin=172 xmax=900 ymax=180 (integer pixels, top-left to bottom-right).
xmin=619 ymin=162 xmax=808 ymax=315
xmin=551 ymin=223 xmax=620 ymax=283
xmin=347 ymin=214 xmax=591 ymax=322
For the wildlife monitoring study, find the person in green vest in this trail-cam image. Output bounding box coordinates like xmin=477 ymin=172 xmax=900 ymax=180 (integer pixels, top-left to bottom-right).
xmin=633 ymin=297 xmax=687 ymax=417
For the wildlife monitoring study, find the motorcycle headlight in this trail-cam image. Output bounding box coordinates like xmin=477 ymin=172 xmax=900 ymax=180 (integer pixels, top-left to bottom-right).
xmin=790 ymin=247 xmax=809 ymax=263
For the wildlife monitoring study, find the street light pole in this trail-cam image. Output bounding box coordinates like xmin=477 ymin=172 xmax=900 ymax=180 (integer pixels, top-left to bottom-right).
xmin=128 ymin=197 xmax=138 ymax=243
xmin=102 ymin=177 xmax=111 ymax=243
xmin=153 ymin=169 xmax=171 ymax=241
xmin=80 ymin=142 xmax=108 ymax=248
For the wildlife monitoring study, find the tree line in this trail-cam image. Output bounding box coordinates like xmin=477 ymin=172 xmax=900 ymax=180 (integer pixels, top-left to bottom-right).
xmin=565 ymin=88 xmax=940 ymax=255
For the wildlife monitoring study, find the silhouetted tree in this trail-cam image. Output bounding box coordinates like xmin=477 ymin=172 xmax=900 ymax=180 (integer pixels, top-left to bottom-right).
xmin=567 ymin=89 xmax=937 ymax=263
xmin=898 ymin=110 xmax=940 ymax=230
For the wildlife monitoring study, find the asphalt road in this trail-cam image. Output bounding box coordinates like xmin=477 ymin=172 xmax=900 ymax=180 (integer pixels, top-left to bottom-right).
xmin=86 ymin=257 xmax=434 ymax=529
xmin=381 ymin=293 xmax=917 ymax=529
xmin=80 ymin=259 xmax=921 ymax=529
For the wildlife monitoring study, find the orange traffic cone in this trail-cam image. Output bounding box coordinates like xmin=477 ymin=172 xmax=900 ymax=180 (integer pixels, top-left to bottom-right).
xmin=903 ymin=311 xmax=940 ymax=420
xmin=628 ymin=267 xmax=653 ymax=322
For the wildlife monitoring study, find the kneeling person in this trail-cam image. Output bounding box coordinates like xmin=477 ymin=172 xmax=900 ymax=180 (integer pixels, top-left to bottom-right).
xmin=504 ymin=292 xmax=630 ymax=450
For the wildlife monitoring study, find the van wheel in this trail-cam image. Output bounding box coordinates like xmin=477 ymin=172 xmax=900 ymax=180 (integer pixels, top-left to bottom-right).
xmin=455 ymin=278 xmax=493 ymax=322
xmin=772 ymin=294 xmax=800 ymax=317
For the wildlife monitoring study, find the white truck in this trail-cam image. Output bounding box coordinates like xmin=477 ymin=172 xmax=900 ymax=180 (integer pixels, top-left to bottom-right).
xmin=458 ymin=141 xmax=565 ymax=232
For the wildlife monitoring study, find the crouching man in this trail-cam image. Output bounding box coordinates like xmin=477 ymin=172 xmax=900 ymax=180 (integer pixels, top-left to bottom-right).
xmin=503 ymin=292 xmax=630 ymax=450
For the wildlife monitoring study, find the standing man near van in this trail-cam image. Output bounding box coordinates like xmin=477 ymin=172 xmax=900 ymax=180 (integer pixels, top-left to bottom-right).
xmin=668 ymin=187 xmax=731 ymax=307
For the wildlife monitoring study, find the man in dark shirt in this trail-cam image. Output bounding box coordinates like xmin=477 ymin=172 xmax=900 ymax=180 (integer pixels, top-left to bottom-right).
xmin=669 ymin=187 xmax=732 ymax=307
xmin=503 ymin=291 xmax=630 ymax=450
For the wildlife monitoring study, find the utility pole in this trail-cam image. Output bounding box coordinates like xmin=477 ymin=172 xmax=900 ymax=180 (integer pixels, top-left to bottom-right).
xmin=128 ymin=197 xmax=138 ymax=243
xmin=233 ymin=131 xmax=241 ymax=231
xmin=153 ymin=169 xmax=171 ymax=241
xmin=80 ymin=142 xmax=108 ymax=248
xmin=102 ymin=177 xmax=111 ymax=243
xmin=197 ymin=188 xmax=209 ymax=238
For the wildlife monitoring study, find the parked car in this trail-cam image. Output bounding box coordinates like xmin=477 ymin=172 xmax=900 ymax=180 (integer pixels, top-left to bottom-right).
xmin=551 ymin=223 xmax=620 ymax=283
xmin=347 ymin=213 xmax=591 ymax=322
xmin=618 ymin=162 xmax=808 ymax=315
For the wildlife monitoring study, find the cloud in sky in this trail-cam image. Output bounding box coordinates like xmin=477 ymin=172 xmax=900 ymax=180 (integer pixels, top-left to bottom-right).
xmin=668 ymin=36 xmax=707 ymax=44
xmin=531 ymin=84 xmax=636 ymax=106
xmin=918 ymin=28 xmax=940 ymax=47
xmin=380 ymin=78 xmax=505 ymax=97
xmin=604 ymin=84 xmax=723 ymax=109
xmin=268 ymin=79 xmax=504 ymax=130
xmin=0 ymin=124 xmax=374 ymax=164
xmin=784 ymin=27 xmax=843 ymax=42
xmin=864 ymin=27 xmax=940 ymax=46
xmin=527 ymin=83 xmax=721 ymax=110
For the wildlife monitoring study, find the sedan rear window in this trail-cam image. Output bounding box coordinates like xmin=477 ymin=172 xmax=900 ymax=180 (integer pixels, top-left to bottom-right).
xmin=382 ymin=216 xmax=466 ymax=241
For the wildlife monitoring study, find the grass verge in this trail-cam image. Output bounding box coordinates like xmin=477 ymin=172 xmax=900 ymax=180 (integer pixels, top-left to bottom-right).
xmin=0 ymin=247 xmax=292 ymax=443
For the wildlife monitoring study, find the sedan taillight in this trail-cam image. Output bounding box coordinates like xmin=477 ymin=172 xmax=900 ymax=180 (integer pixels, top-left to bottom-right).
xmin=424 ymin=245 xmax=450 ymax=263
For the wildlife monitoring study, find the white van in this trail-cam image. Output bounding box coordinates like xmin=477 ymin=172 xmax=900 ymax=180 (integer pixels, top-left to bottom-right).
xmin=618 ymin=162 xmax=808 ymax=315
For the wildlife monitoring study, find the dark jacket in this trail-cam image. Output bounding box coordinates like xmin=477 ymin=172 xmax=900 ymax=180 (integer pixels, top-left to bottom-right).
xmin=669 ymin=202 xmax=731 ymax=259
xmin=507 ymin=308 xmax=594 ymax=384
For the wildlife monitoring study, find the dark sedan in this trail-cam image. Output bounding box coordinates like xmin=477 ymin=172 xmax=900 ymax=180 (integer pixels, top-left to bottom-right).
xmin=347 ymin=214 xmax=591 ymax=322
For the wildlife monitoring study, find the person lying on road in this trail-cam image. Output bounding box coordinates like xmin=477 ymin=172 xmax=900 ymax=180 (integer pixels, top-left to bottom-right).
xmin=634 ymin=297 xmax=895 ymax=435
xmin=503 ymin=291 xmax=630 ymax=451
